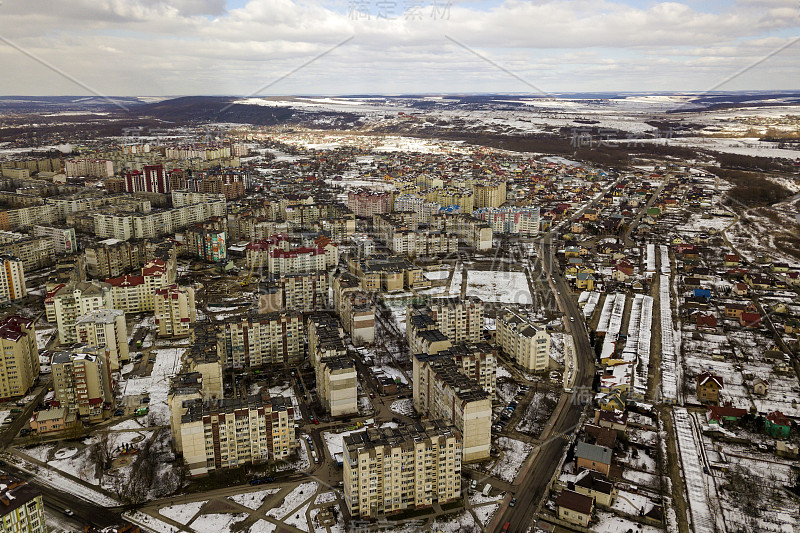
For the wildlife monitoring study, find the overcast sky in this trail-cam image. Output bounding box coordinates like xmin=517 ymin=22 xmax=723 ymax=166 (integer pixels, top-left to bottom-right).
xmin=0 ymin=0 xmax=798 ymax=96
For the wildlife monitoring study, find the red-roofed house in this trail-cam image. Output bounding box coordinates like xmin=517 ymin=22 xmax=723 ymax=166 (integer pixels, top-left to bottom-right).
xmin=765 ymin=411 xmax=791 ymax=438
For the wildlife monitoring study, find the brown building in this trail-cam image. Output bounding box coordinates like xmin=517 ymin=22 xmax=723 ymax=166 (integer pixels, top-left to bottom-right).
xmin=696 ymin=371 xmax=723 ymax=405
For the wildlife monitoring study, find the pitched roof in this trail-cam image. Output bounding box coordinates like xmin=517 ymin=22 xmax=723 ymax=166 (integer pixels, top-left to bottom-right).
xmin=575 ymin=440 xmax=612 ymax=464
xmin=556 ymin=489 xmax=594 ymax=515
xmin=697 ymin=371 xmax=723 ymax=388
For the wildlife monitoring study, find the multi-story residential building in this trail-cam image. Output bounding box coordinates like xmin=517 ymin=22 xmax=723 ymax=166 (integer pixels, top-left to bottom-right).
xmin=92 ymin=201 xmax=226 ymax=241
xmin=0 ymin=237 xmax=56 ymax=271
xmin=496 ymin=308 xmax=551 ymax=372
xmin=350 ymin=255 xmax=428 ymax=292
xmin=474 ymin=206 xmax=540 ymax=236
xmin=174 ymin=392 xmax=295 ymax=477
xmin=340 ymin=292 xmax=375 ymax=346
xmin=184 ymin=226 xmax=227 ymax=263
xmin=64 ymin=158 xmax=115 ymax=178
xmin=266 ymin=243 xmax=335 ymax=276
xmin=0 ymin=316 xmax=39 ymax=400
xmin=434 ymin=342 xmax=497 ymax=399
xmin=154 ymin=285 xmax=196 ymax=338
xmin=317 ymin=357 xmax=358 ymax=417
xmin=407 ymin=297 xmax=484 ymax=346
xmin=0 ymin=255 xmax=26 ymax=303
xmin=0 ymin=475 xmax=46 ymax=533
xmin=343 ymin=421 xmax=462 ymax=518
xmin=259 ymin=272 xmax=329 ymax=314
xmin=347 ymin=189 xmax=392 ymax=217
xmin=75 ymin=309 xmax=129 ymax=371
xmin=48 ymin=281 xmax=113 ymax=344
xmin=473 ymin=180 xmax=507 ymax=208
xmin=429 ymin=213 xmax=493 ymax=251
xmin=219 ymin=312 xmax=303 ymax=367
xmin=307 ymin=314 xmax=347 ymax=368
xmin=105 ymin=259 xmax=173 ymax=313
xmin=412 ymin=353 xmax=492 ymax=461
xmin=124 ymin=164 xmax=170 ymax=193
xmin=32 ymin=226 xmax=77 ymax=254
xmin=51 ymin=347 xmax=114 ymax=423
xmin=390 ymin=229 xmax=458 ymax=257
xmin=0 ymin=205 xmax=57 ymax=230
xmin=244 ymin=235 xmax=290 ymax=268
xmin=84 ymin=238 xmax=177 ymax=279
xmin=171 ymin=190 xmax=227 ymax=208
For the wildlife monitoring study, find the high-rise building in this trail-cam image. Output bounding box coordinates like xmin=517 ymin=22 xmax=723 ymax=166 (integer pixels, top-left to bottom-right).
xmin=154 ymin=285 xmax=196 ymax=338
xmin=412 ymin=353 xmax=492 ymax=461
xmin=32 ymin=226 xmax=77 ymax=254
xmin=48 ymin=281 xmax=113 ymax=345
xmin=258 ymin=272 xmax=329 ymax=313
xmin=496 ymin=308 xmax=551 ymax=372
xmin=0 ymin=316 xmax=39 ymax=400
xmin=343 ymin=421 xmax=462 ymax=518
xmin=75 ymin=309 xmax=129 ymax=371
xmin=51 ymin=347 xmax=114 ymax=423
xmin=0 ymin=474 xmax=46 ymax=533
xmin=174 ymin=392 xmax=296 ymax=477
xmin=317 ymin=357 xmax=357 ymax=417
xmin=0 ymin=255 xmax=27 ymax=302
xmin=219 ymin=312 xmax=303 ymax=367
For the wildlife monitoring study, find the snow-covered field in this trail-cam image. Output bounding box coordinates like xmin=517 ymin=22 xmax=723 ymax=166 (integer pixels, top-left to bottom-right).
xmin=190 ymin=513 xmax=248 ymax=533
xmin=159 ymin=501 xmax=206 ymax=524
xmin=228 ymin=488 xmax=280 ymax=510
xmin=465 ymin=270 xmax=532 ymax=304
xmin=121 ymin=347 xmax=185 ymax=425
xmin=266 ymin=482 xmax=318 ymax=520
xmin=489 ymin=437 xmax=533 ymax=483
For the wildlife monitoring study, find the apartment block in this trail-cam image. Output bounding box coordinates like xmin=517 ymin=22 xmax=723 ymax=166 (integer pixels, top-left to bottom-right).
xmin=340 ymin=292 xmax=375 ymax=346
xmin=174 ymin=392 xmax=295 ymax=477
xmin=0 ymin=237 xmax=56 ymax=271
xmin=496 ymin=308 xmax=551 ymax=372
xmin=429 ymin=213 xmax=493 ymax=251
xmin=407 ymin=297 xmax=484 ymax=346
xmin=434 ymin=342 xmax=497 ymax=399
xmin=259 ymin=272 xmax=329 ymax=313
xmin=32 ymin=225 xmax=77 ymax=254
xmin=317 ymin=357 xmax=358 ymax=417
xmin=84 ymin=238 xmax=177 ymax=279
xmin=105 ymin=259 xmax=174 ymax=313
xmin=350 ymin=255 xmax=427 ymax=292
xmin=0 ymin=205 xmax=57 ymax=230
xmin=473 ymin=180 xmax=507 ymax=208
xmin=184 ymin=225 xmax=227 ymax=263
xmin=0 ymin=475 xmax=46 ymax=533
xmin=124 ymin=164 xmax=169 ymax=193
xmin=219 ymin=312 xmax=303 ymax=367
xmin=0 ymin=256 xmax=26 ymax=303
xmin=474 ymin=206 xmax=540 ymax=236
xmin=412 ymin=353 xmax=492 ymax=462
xmin=347 ymin=189 xmax=392 ymax=217
xmin=308 ymin=314 xmax=347 ymax=368
xmin=267 ymin=247 xmax=327 ymax=276
xmin=64 ymin=158 xmax=114 ymax=178
xmin=92 ymin=200 xmax=226 ymax=241
xmin=154 ymin=285 xmax=196 ymax=338
xmin=390 ymin=229 xmax=458 ymax=257
xmin=343 ymin=421 xmax=462 ymax=518
xmin=47 ymin=281 xmax=113 ymax=344
xmin=0 ymin=316 xmax=39 ymax=400
xmin=51 ymin=347 xmax=114 ymax=423
xmin=75 ymin=309 xmax=129 ymax=371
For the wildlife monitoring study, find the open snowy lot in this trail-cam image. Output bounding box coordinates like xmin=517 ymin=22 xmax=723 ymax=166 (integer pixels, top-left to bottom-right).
xmin=465 ymin=270 xmax=532 ymax=304
xmin=489 ymin=437 xmax=533 ymax=483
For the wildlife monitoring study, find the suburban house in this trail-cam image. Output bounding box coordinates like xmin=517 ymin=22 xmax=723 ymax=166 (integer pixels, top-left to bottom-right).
xmin=29 ymin=407 xmax=77 ymax=434
xmin=765 ymin=411 xmax=791 ymax=438
xmin=575 ymin=440 xmax=612 ymax=476
xmin=706 ymin=404 xmax=747 ymax=426
xmin=556 ymin=489 xmax=595 ymax=527
xmin=752 ymin=378 xmax=769 ymax=396
xmin=572 ymin=469 xmax=617 ymax=507
xmin=696 ymin=313 xmax=718 ymax=329
xmin=696 ymin=371 xmax=724 ymax=405
xmin=739 ymin=312 xmax=762 ymax=329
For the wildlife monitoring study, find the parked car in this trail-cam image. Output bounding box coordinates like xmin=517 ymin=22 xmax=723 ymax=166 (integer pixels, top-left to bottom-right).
xmin=63 ymin=509 xmax=74 ymax=517
xmin=114 ymin=409 xmax=125 ymax=416
xmin=509 ymin=497 xmax=517 ymax=507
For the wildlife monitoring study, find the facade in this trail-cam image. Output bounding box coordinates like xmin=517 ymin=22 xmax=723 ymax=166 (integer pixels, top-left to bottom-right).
xmin=51 ymin=347 xmax=114 ymax=423
xmin=496 ymin=308 xmax=551 ymax=372
xmin=407 ymin=297 xmax=484 ymax=347
xmin=219 ymin=312 xmax=303 ymax=367
xmin=0 ymin=255 xmax=26 ymax=302
xmin=267 ymin=247 xmax=327 ymax=276
xmin=556 ymin=489 xmax=594 ymax=527
xmin=259 ymin=272 xmax=329 ymax=313
xmin=185 ymin=226 xmax=227 ymax=263
xmin=154 ymin=285 xmax=196 ymax=338
xmin=411 ymin=353 xmax=492 ymax=461
xmin=0 ymin=237 xmax=56 ymax=271
xmin=48 ymin=281 xmax=113 ymax=345
xmin=474 ymin=206 xmax=540 ymax=236
xmin=75 ymin=309 xmax=129 ymax=371
xmin=473 ymin=181 xmax=507 ymax=209
xmin=0 ymin=316 xmax=39 ymax=399
xmin=347 ymin=190 xmax=392 ymax=217
xmin=343 ymin=421 xmax=462 ymax=518
xmin=696 ymin=371 xmax=723 ymax=405
xmin=340 ymin=292 xmax=375 ymax=346
xmin=32 ymin=226 xmax=77 ymax=254
xmin=317 ymin=357 xmax=358 ymax=417
xmin=64 ymin=158 xmax=114 ymax=178
xmin=307 ymin=314 xmax=347 ymax=368
xmin=175 ymin=392 xmax=295 ymax=476
xmin=0 ymin=475 xmax=47 ymax=533
xmin=105 ymin=260 xmax=173 ymax=313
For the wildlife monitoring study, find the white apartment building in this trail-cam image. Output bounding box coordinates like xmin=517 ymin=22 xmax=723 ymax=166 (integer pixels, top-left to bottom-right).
xmin=390 ymin=230 xmax=459 ymax=257
xmin=496 ymin=307 xmax=551 ymax=372
xmin=219 ymin=312 xmax=303 ymax=367
xmin=32 ymin=226 xmax=77 ymax=254
xmin=51 ymin=347 xmax=114 ymax=423
xmin=105 ymin=259 xmax=173 ymax=313
xmin=48 ymin=281 xmax=113 ymax=345
xmin=0 ymin=255 xmax=26 ymax=303
xmin=75 ymin=309 xmax=129 ymax=371
xmin=474 ymin=206 xmax=540 ymax=236
xmin=175 ymin=393 xmax=295 ymax=477
xmin=0 ymin=316 xmax=39 ymax=400
xmin=64 ymin=158 xmax=114 ymax=178
xmin=412 ymin=353 xmax=492 ymax=462
xmin=154 ymin=285 xmax=196 ymax=338
xmin=267 ymin=247 xmax=327 ymax=276
xmin=343 ymin=421 xmax=462 ymax=518
xmin=93 ymin=200 xmax=226 ymax=241
xmin=406 ymin=297 xmax=484 ymax=346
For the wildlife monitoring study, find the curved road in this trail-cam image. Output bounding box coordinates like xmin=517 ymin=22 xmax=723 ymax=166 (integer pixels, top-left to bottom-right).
xmin=494 ymin=233 xmax=596 ymax=533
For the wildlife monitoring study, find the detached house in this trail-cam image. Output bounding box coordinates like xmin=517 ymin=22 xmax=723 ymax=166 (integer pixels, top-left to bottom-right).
xmin=556 ymin=489 xmax=595 ymax=527
xmin=697 ymin=371 xmax=723 ymax=405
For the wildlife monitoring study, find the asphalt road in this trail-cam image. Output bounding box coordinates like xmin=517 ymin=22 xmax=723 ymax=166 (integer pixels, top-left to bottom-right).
xmin=494 ymin=233 xmax=596 ymax=533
